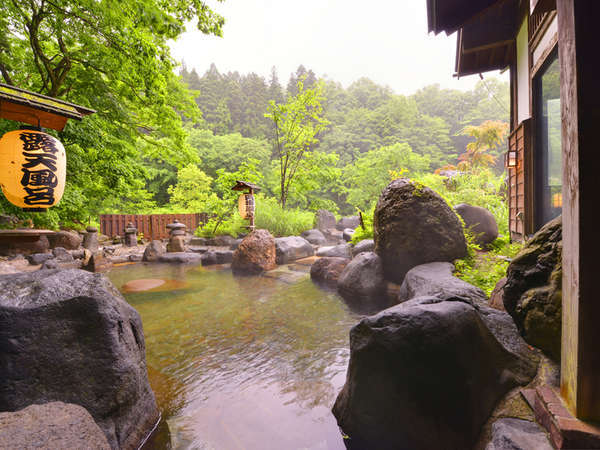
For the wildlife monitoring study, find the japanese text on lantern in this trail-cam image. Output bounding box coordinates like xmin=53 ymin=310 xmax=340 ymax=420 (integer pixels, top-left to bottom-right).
xmin=19 ymin=132 xmax=59 ymax=206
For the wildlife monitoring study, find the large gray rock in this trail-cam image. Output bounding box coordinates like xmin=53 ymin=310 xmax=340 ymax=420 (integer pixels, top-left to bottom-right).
xmin=337 ymin=252 xmax=389 ymax=313
xmin=142 ymin=240 xmax=166 ymax=262
xmin=215 ymin=249 xmax=233 ymax=264
xmin=188 ymin=236 xmax=208 ymax=246
xmin=301 ymin=229 xmax=327 ymax=246
xmin=342 ymin=228 xmax=354 ymax=242
xmin=52 ymin=246 xmax=74 ymax=262
xmin=0 ymin=402 xmax=110 ymax=450
xmin=310 ymin=257 xmax=350 ymax=287
xmin=315 ymin=209 xmax=336 ymax=231
xmin=397 ymin=262 xmax=487 ymax=304
xmin=158 ymin=252 xmax=203 ymax=264
xmin=374 ymin=178 xmax=467 ymax=283
xmin=503 ymin=215 xmax=562 ymax=360
xmin=206 ymin=235 xmax=235 ymax=247
xmin=47 ymin=230 xmax=82 ymax=250
xmin=26 ymin=252 xmax=53 ymax=265
xmin=275 ymin=236 xmax=314 ymax=264
xmin=316 ymin=244 xmax=352 ymax=258
xmin=232 ymin=229 xmax=276 ymax=275
xmin=332 ymin=296 xmax=539 ymax=450
xmin=486 ymin=418 xmax=553 ymax=450
xmin=336 ymin=216 xmax=360 ymax=231
xmin=0 ymin=269 xmax=159 ymax=449
xmin=454 ymin=203 xmax=499 ymax=247
xmin=230 ymin=238 xmax=243 ymax=250
xmin=351 ymin=239 xmax=374 ymax=257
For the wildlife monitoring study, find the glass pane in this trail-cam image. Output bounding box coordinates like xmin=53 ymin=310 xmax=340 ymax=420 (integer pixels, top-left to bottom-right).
xmin=535 ymin=51 xmax=562 ymax=228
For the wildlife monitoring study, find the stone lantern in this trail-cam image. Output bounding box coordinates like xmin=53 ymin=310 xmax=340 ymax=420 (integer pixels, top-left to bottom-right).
xmin=82 ymin=225 xmax=99 ymax=253
xmin=124 ymin=222 xmax=137 ymax=247
xmin=166 ymin=219 xmax=186 ymax=252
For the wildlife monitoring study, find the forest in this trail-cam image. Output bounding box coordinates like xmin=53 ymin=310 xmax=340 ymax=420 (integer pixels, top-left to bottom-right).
xmin=0 ymin=0 xmax=510 ymax=242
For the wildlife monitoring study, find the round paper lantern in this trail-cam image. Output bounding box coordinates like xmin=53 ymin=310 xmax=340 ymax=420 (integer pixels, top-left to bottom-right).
xmin=0 ymin=129 xmax=66 ymax=209
xmin=238 ymin=193 xmax=255 ymax=219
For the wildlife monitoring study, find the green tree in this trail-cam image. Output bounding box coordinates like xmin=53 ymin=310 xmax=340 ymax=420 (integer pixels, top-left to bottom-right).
xmin=167 ymin=164 xmax=217 ymax=212
xmin=341 ymin=143 xmax=430 ymax=210
xmin=0 ymin=0 xmax=224 ymax=227
xmin=458 ymin=120 xmax=509 ymax=172
xmin=265 ymin=78 xmax=329 ymax=208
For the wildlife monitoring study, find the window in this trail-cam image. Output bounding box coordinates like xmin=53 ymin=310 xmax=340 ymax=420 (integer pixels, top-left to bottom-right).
xmin=533 ymin=48 xmax=561 ymax=229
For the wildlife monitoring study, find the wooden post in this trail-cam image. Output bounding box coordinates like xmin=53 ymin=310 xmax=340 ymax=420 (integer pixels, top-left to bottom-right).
xmin=558 ymin=0 xmax=600 ymax=421
xmin=248 ymin=187 xmax=255 ymax=231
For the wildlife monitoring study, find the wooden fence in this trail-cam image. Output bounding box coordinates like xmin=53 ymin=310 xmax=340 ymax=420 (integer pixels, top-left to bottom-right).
xmin=99 ymin=213 xmax=209 ymax=241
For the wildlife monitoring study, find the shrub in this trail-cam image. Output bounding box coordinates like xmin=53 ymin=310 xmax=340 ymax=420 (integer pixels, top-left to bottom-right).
xmin=254 ymin=196 xmax=314 ymax=237
xmin=454 ymin=234 xmax=523 ymax=296
xmin=350 ymin=208 xmax=374 ymax=244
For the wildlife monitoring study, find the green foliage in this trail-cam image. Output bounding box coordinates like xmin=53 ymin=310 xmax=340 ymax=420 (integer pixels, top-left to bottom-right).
xmin=350 ymin=209 xmax=374 ymax=244
xmin=414 ymin=170 xmax=509 ymax=236
xmin=457 ymin=120 xmax=509 ymax=172
xmin=0 ymin=0 xmax=223 ymax=227
xmin=342 ymin=143 xmax=430 ymax=211
xmin=254 ymin=196 xmax=314 ymax=237
xmin=454 ymin=235 xmax=523 ymax=296
xmin=167 ymin=164 xmax=217 ymax=212
xmin=187 ymin=128 xmax=270 ymax=179
xmin=265 ymin=78 xmax=330 ymax=208
xmin=196 ymin=215 xmax=247 ymax=238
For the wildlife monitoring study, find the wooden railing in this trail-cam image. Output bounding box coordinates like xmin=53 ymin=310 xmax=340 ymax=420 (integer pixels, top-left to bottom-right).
xmin=99 ymin=213 xmax=209 ymax=241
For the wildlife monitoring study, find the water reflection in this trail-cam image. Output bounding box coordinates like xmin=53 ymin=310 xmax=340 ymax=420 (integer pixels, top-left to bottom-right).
xmin=108 ymin=263 xmax=358 ymax=450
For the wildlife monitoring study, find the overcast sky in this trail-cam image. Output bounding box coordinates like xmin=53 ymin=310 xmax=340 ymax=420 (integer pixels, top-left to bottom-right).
xmin=170 ymin=0 xmax=507 ymax=96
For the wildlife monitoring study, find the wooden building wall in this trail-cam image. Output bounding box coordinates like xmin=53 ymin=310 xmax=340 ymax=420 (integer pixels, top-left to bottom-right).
xmin=507 ymin=119 xmax=533 ymax=239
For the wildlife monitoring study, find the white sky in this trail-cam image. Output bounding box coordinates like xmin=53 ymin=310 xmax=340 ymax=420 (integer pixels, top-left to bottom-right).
xmin=170 ymin=0 xmax=507 ymax=96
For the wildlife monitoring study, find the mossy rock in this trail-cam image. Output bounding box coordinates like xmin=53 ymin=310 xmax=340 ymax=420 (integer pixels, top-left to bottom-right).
xmin=373 ymin=178 xmax=467 ymax=283
xmin=503 ymin=215 xmax=562 ymax=360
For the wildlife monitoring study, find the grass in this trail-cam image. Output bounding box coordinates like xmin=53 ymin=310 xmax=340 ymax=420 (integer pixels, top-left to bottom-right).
xmin=454 ymin=234 xmax=523 ymax=296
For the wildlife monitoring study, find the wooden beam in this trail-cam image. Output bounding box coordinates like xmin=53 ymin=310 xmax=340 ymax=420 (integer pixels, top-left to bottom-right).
xmin=558 ymin=0 xmax=600 ymax=421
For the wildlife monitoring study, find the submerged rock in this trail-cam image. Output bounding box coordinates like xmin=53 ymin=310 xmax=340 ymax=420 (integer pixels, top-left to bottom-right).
xmin=232 ymin=229 xmax=276 ymax=275
xmin=275 ymin=236 xmax=314 ymax=264
xmin=121 ymin=278 xmax=166 ymax=292
xmin=397 ymin=262 xmax=487 ymax=304
xmin=0 ymin=402 xmax=110 ymax=450
xmin=454 ymin=203 xmax=499 ymax=247
xmin=332 ymin=296 xmax=538 ymax=450
xmin=503 ymin=215 xmax=562 ymax=360
xmin=310 ymin=257 xmax=350 ymax=287
xmin=0 ymin=269 xmax=159 ymax=449
xmin=374 ymin=178 xmax=467 ymax=283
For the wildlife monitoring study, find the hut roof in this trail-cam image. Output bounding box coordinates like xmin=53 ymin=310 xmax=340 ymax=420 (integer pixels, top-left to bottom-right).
xmin=0 ymin=83 xmax=95 ymax=131
xmin=231 ymin=180 xmax=261 ymax=192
